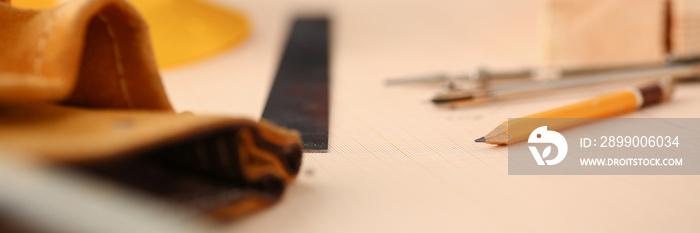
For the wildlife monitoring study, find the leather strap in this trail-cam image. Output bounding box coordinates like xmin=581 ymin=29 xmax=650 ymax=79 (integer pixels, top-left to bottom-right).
xmin=0 ymin=0 xmax=170 ymax=110
xmin=0 ymin=0 xmax=303 ymax=221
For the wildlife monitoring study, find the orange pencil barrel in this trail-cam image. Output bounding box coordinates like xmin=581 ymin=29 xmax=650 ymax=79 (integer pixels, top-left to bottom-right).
xmin=477 ymin=79 xmax=675 ymax=145
xmin=524 ymin=89 xmax=640 ymax=119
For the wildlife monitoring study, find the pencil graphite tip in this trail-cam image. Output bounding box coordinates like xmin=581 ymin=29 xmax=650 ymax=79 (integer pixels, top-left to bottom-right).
xmin=474 ymin=137 xmax=486 ymax=143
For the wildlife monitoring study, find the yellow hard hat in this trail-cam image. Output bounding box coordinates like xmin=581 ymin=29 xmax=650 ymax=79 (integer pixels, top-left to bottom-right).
xmin=12 ymin=0 xmax=249 ymax=69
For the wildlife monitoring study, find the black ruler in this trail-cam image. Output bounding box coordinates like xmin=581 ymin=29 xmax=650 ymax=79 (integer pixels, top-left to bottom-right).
xmin=261 ymin=18 xmax=330 ymax=152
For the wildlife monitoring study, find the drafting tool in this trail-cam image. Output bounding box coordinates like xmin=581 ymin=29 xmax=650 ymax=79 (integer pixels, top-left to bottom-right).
xmin=388 ymin=57 xmax=697 ymax=87
xmin=261 ymin=17 xmax=330 ymax=152
xmin=475 ymin=79 xmax=675 ymax=145
xmin=433 ymin=58 xmax=699 ymax=104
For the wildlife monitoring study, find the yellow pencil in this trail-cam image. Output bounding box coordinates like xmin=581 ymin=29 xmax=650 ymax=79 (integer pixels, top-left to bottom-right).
xmin=475 ymin=79 xmax=675 ymax=145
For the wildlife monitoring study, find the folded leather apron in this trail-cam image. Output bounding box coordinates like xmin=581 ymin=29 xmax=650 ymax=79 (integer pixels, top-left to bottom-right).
xmin=0 ymin=0 xmax=302 ymax=220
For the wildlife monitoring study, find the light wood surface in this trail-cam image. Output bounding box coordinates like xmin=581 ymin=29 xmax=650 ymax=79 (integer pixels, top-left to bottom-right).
xmin=163 ymin=0 xmax=700 ymax=232
xmin=546 ymin=0 xmax=666 ymax=66
xmin=672 ymin=0 xmax=700 ymax=58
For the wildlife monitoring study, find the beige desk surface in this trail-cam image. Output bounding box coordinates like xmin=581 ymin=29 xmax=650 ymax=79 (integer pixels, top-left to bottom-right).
xmin=164 ymin=0 xmax=700 ymax=232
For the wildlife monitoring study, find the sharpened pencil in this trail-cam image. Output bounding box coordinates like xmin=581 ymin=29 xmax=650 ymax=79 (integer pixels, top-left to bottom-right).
xmin=476 ymin=79 xmax=675 ymax=145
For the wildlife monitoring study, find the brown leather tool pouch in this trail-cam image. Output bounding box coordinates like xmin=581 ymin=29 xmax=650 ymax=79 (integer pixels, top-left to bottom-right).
xmin=0 ymin=0 xmax=302 ymax=220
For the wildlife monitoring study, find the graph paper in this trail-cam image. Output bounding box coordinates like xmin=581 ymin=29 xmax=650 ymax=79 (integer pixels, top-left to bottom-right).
xmin=161 ymin=0 xmax=700 ymax=232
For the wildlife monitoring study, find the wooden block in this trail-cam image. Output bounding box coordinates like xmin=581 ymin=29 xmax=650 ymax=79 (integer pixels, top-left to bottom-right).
xmin=670 ymin=0 xmax=700 ymax=58
xmin=546 ymin=0 xmax=667 ymax=67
